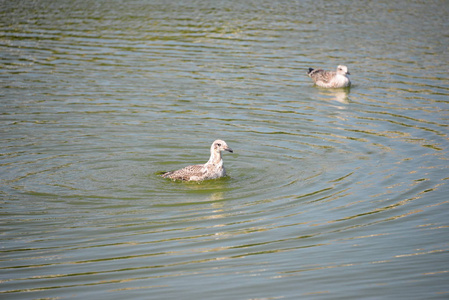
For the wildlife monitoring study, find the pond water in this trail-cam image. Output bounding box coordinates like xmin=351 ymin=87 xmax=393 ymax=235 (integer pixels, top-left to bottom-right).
xmin=1 ymin=0 xmax=448 ymax=299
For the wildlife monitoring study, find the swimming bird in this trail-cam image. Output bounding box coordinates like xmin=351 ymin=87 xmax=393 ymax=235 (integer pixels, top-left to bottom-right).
xmin=307 ymin=65 xmax=351 ymax=88
xmin=161 ymin=139 xmax=234 ymax=181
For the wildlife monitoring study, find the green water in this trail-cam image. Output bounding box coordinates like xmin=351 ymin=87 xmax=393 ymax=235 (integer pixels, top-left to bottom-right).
xmin=1 ymin=0 xmax=448 ymax=299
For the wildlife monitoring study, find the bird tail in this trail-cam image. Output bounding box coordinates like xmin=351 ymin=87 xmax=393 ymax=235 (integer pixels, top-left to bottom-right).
xmin=161 ymin=171 xmax=173 ymax=178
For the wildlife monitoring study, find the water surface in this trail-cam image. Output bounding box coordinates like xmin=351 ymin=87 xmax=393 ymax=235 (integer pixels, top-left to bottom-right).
xmin=1 ymin=0 xmax=448 ymax=299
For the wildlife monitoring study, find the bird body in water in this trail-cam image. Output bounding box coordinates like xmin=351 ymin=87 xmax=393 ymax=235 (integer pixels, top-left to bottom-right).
xmin=307 ymin=65 xmax=351 ymax=88
xmin=161 ymin=140 xmax=233 ymax=181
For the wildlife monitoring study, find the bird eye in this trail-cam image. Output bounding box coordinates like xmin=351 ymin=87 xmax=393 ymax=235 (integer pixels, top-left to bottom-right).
xmin=217 ymin=143 xmax=221 ymax=147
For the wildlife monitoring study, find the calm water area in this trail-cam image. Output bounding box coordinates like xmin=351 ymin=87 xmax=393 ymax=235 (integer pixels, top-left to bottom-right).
xmin=1 ymin=0 xmax=448 ymax=299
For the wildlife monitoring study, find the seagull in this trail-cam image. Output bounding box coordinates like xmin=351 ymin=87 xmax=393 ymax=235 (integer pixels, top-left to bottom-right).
xmin=161 ymin=139 xmax=234 ymax=181
xmin=307 ymin=65 xmax=351 ymax=88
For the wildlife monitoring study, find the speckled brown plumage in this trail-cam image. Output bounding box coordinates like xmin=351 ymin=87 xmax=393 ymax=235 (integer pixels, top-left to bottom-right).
xmin=161 ymin=140 xmax=234 ymax=182
xmin=307 ymin=65 xmax=351 ymax=88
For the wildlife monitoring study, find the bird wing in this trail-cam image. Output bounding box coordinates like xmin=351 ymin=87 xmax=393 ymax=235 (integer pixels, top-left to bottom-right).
xmin=162 ymin=164 xmax=205 ymax=181
xmin=309 ymin=69 xmax=336 ymax=84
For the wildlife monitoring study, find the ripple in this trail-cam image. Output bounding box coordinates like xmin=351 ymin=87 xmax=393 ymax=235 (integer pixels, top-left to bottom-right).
xmin=1 ymin=0 xmax=449 ymax=299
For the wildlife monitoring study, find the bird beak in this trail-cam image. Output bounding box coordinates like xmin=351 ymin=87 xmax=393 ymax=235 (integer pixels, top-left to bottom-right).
xmin=225 ymin=147 xmax=233 ymax=153
xmin=347 ymin=71 xmax=351 ymax=75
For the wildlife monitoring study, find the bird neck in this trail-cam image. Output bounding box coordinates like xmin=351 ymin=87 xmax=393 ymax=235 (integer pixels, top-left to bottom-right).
xmin=206 ymin=150 xmax=222 ymax=166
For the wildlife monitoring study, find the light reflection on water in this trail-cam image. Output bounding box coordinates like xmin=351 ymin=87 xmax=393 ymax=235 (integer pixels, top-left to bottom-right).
xmin=1 ymin=0 xmax=449 ymax=299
